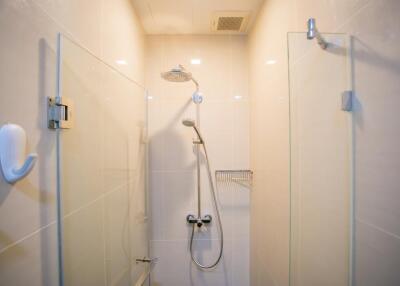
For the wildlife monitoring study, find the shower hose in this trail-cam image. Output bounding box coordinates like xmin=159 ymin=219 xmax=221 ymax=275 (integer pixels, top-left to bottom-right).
xmin=189 ymin=142 xmax=224 ymax=269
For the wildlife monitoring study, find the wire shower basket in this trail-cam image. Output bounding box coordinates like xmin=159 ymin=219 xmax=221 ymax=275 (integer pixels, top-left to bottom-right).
xmin=215 ymin=170 xmax=253 ymax=189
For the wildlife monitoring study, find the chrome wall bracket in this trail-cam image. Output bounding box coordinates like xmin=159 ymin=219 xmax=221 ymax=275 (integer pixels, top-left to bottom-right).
xmin=47 ymin=97 xmax=74 ymax=129
xmin=307 ymin=18 xmax=328 ymax=49
xmin=341 ymin=90 xmax=353 ymax=111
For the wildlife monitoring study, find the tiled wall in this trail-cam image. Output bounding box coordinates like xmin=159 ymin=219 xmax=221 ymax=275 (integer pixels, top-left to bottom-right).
xmin=146 ymin=35 xmax=250 ymax=286
xmin=288 ymin=33 xmax=353 ymax=286
xmin=248 ymin=1 xmax=295 ymax=285
xmin=0 ymin=0 xmax=145 ymax=285
xmin=249 ymin=0 xmax=400 ymax=285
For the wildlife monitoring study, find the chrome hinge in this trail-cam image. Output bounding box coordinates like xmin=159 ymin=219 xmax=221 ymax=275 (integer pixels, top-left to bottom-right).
xmin=341 ymin=90 xmax=353 ymax=112
xmin=47 ymin=97 xmax=74 ymax=129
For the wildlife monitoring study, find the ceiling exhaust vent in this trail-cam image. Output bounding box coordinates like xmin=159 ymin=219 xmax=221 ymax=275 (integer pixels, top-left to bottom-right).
xmin=212 ymin=12 xmax=250 ymax=33
xmin=217 ymin=17 xmax=244 ymax=31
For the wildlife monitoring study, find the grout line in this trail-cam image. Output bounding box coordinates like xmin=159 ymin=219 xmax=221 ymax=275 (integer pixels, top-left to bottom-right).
xmin=30 ymin=0 xmax=146 ymax=90
xmin=0 ymin=221 xmax=56 ymax=255
xmin=30 ymin=0 xmax=75 ymax=42
xmin=357 ymin=218 xmax=400 ymax=241
xmin=150 ymin=170 xmax=196 ymax=174
xmin=333 ymin=0 xmax=375 ymax=33
xmin=150 ymin=238 xmax=237 ymax=242
xmin=288 ymin=0 xmax=375 ymax=68
xmin=63 ymin=181 xmax=133 ymax=219
xmin=5 ymin=179 xmax=139 ymax=281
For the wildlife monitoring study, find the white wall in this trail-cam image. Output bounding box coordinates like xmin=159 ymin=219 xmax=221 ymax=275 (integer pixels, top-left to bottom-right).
xmin=249 ymin=0 xmax=400 ymax=285
xmin=146 ymin=35 xmax=250 ymax=286
xmin=0 ymin=0 xmax=145 ymax=285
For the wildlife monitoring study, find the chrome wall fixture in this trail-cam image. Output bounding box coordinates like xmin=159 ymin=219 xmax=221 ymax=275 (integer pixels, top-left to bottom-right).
xmin=161 ymin=65 xmax=223 ymax=269
xmin=307 ymin=18 xmax=328 ymax=49
xmin=182 ymin=118 xmax=224 ymax=269
xmin=47 ymin=96 xmax=74 ymax=129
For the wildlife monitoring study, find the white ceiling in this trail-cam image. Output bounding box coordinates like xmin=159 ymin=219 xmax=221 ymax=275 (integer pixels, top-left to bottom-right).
xmin=131 ymin=0 xmax=264 ymax=35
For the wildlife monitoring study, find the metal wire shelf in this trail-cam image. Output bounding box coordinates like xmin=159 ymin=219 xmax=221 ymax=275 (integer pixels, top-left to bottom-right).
xmin=215 ymin=170 xmax=253 ymax=189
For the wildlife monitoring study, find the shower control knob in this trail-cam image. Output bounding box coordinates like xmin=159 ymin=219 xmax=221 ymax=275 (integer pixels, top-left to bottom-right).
xmin=202 ymin=214 xmax=212 ymax=224
xmin=187 ymin=214 xmax=197 ymax=224
xmin=187 ymin=214 xmax=212 ymax=228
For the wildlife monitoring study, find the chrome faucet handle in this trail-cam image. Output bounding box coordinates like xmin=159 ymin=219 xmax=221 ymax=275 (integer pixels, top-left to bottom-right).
xmin=186 ymin=214 xmax=212 ymax=227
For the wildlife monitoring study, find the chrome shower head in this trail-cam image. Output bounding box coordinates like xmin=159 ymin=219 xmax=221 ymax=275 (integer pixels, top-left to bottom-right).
xmin=182 ymin=119 xmax=204 ymax=144
xmin=161 ymin=65 xmax=192 ymax=82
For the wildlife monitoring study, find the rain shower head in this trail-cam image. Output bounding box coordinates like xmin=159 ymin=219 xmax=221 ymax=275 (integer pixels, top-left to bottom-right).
xmin=161 ymin=65 xmax=192 ymax=82
xmin=161 ymin=65 xmax=201 ymax=104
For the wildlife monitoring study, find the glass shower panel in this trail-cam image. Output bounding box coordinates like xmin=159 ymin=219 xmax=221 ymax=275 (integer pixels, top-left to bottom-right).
xmin=56 ymin=34 xmax=148 ymax=286
xmin=288 ymin=33 xmax=353 ymax=286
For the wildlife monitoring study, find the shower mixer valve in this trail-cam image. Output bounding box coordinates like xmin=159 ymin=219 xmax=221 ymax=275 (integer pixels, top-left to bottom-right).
xmin=163 ymin=67 xmax=223 ymax=269
xmin=186 ymin=214 xmax=212 ymax=227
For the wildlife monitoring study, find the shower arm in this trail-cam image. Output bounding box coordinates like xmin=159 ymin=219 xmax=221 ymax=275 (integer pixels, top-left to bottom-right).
xmin=178 ymin=64 xmax=199 ymax=92
xmin=191 ymin=78 xmax=199 ymax=92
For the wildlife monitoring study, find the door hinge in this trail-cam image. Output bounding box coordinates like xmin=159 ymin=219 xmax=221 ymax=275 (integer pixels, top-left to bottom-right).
xmin=341 ymin=90 xmax=353 ymax=112
xmin=47 ymin=97 xmax=74 ymax=129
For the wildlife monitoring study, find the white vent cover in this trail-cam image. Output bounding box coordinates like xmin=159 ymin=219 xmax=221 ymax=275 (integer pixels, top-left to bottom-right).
xmin=212 ymin=11 xmax=250 ymax=33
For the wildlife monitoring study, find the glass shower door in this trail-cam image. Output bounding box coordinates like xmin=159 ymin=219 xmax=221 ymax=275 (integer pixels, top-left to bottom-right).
xmin=288 ymin=33 xmax=354 ymax=286
xmin=55 ymin=34 xmax=149 ymax=286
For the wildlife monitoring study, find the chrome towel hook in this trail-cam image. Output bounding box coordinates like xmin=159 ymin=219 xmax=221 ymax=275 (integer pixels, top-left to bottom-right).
xmin=0 ymin=124 xmax=37 ymax=184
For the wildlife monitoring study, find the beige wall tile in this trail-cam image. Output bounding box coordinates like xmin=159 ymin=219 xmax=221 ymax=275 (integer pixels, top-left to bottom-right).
xmin=0 ymin=223 xmax=59 ymax=286
xmin=0 ymin=0 xmax=146 ymax=285
xmin=249 ymin=0 xmax=400 ymax=285
xmin=147 ymin=35 xmax=250 ymax=286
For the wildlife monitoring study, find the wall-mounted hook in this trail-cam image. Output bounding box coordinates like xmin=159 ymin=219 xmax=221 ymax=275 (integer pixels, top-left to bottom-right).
xmin=0 ymin=124 xmax=37 ymax=184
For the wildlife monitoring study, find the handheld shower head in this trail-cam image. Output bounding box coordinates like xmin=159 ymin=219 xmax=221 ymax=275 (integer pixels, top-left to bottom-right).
xmin=182 ymin=119 xmax=196 ymax=127
xmin=182 ymin=119 xmax=204 ymax=144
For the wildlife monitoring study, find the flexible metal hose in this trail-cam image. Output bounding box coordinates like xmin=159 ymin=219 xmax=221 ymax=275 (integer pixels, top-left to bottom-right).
xmin=189 ymin=141 xmax=224 ymax=269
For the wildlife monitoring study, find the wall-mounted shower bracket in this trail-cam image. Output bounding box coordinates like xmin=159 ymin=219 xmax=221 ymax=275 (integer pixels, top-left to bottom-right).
xmin=341 ymin=90 xmax=353 ymax=111
xmin=307 ymin=18 xmax=328 ymax=49
xmin=192 ymin=91 xmax=203 ymax=104
xmin=48 ymin=96 xmax=74 ymax=129
xmin=187 ymin=214 xmax=212 ymax=227
xmin=192 ymin=138 xmax=203 ymax=145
